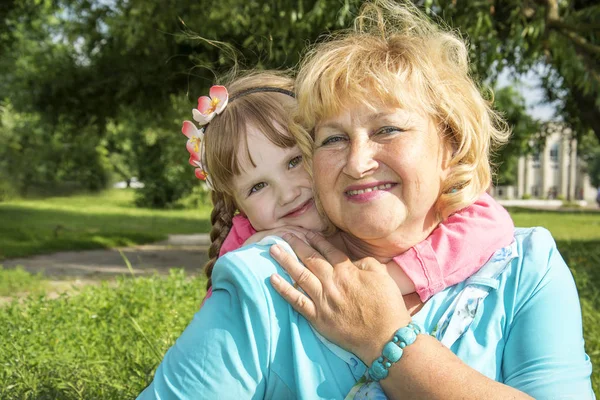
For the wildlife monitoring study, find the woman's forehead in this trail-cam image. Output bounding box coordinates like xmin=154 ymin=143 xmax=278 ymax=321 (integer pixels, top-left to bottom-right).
xmin=315 ymin=101 xmax=422 ymax=130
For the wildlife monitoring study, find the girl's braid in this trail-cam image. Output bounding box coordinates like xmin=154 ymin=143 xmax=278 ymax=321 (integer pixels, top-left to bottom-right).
xmin=203 ymin=190 xmax=237 ymax=291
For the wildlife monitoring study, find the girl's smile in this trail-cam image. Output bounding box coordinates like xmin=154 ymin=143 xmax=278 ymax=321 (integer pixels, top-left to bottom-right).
xmin=232 ymin=127 xmax=324 ymax=232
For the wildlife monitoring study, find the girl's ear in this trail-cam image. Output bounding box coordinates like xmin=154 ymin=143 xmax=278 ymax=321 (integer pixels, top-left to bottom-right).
xmin=234 ymin=206 xmax=245 ymax=217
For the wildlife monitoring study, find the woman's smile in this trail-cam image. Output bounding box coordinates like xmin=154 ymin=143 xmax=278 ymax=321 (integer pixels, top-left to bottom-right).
xmin=344 ymin=182 xmax=397 ymax=203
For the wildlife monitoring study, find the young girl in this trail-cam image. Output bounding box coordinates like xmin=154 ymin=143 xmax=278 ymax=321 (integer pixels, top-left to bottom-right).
xmin=181 ymin=71 xmax=514 ymax=303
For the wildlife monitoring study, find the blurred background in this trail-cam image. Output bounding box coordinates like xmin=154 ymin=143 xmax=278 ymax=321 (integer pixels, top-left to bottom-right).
xmin=0 ymin=0 xmax=598 ymax=208
xmin=0 ymin=1 xmax=599 ymax=397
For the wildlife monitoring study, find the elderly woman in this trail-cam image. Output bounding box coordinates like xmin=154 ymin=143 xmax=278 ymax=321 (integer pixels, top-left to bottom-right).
xmin=139 ymin=1 xmax=593 ymax=399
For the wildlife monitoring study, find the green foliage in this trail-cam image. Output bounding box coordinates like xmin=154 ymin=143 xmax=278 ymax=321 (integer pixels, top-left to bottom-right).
xmin=588 ymin=154 xmax=600 ymax=188
xmin=0 ymin=266 xmax=47 ymax=296
xmin=0 ymin=189 xmax=212 ymax=260
xmin=491 ymin=86 xmax=540 ymax=186
xmin=0 ymin=100 xmax=111 ymax=196
xmin=578 ymin=130 xmax=600 ymax=188
xmin=0 ymin=269 xmax=207 ymax=399
xmin=423 ymin=0 xmax=600 ymax=143
xmin=1 ymin=0 xmax=598 ymax=205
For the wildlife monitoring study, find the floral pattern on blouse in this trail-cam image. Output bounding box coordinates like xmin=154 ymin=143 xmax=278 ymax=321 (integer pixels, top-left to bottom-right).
xmin=344 ymin=240 xmax=518 ymax=400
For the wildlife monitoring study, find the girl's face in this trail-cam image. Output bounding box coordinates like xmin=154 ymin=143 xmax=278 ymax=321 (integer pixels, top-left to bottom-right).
xmin=312 ymin=101 xmax=452 ymax=248
xmin=231 ymin=126 xmax=324 ymax=232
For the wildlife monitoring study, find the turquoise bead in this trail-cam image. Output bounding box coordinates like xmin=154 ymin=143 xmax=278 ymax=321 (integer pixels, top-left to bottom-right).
xmin=369 ymin=360 xmax=389 ymax=381
xmin=382 ymin=342 xmax=403 ymax=363
xmin=368 ymin=322 xmax=423 ymax=383
xmin=409 ymin=322 xmax=422 ymax=334
xmin=396 ymin=326 xmax=417 ymax=346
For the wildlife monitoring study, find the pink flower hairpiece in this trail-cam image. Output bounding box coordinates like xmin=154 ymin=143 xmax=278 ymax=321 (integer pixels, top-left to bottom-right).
xmin=181 ymin=85 xmax=229 ymax=187
xmin=181 ymin=85 xmax=295 ymax=185
xmin=193 ymin=85 xmax=228 ymax=126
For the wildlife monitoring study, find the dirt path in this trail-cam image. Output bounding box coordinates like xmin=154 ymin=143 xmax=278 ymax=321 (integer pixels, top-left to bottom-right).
xmin=1 ymin=234 xmax=211 ymax=303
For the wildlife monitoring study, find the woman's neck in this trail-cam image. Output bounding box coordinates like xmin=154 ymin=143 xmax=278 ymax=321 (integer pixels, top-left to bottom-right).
xmin=332 ymin=224 xmax=436 ymax=263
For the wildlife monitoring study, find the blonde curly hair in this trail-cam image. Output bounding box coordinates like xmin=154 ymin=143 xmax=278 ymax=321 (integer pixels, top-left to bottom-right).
xmin=292 ymin=0 xmax=510 ymax=221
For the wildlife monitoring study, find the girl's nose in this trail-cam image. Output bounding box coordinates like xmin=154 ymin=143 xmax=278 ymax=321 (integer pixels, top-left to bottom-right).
xmin=278 ymin=181 xmax=302 ymax=206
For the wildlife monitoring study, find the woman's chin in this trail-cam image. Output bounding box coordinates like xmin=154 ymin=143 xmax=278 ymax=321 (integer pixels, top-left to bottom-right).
xmin=345 ymin=222 xmax=401 ymax=242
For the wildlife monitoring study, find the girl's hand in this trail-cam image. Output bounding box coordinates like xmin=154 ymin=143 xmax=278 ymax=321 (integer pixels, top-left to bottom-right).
xmin=269 ymin=231 xmax=411 ymax=364
xmin=243 ymin=226 xmax=311 ymax=247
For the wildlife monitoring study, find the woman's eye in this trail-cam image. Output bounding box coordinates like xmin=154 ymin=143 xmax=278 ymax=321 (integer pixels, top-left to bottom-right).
xmin=288 ymin=155 xmax=303 ymax=169
xmin=375 ymin=126 xmax=402 ymax=136
xmin=321 ymin=136 xmax=345 ymax=146
xmin=249 ymin=182 xmax=267 ymax=195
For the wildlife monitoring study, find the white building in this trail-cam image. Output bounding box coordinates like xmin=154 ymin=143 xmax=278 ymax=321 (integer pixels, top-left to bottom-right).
xmin=491 ymin=124 xmax=597 ymax=202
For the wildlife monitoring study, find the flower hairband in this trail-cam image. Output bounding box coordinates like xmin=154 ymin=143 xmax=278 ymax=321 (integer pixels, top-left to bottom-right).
xmin=181 ymin=85 xmax=229 ymax=187
xmin=181 ymin=85 xmax=295 ymax=186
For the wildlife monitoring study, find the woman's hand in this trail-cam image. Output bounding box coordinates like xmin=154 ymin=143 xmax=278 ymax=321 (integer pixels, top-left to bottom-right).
xmin=269 ymin=231 xmax=411 ymax=364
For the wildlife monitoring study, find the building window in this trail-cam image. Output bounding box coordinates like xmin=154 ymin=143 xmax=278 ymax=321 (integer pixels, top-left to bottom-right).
xmin=497 ymin=187 xmax=504 ymax=197
xmin=531 ymin=152 xmax=540 ymax=168
xmin=550 ymin=144 xmax=559 ymax=163
xmin=532 ymin=186 xmax=540 ymax=197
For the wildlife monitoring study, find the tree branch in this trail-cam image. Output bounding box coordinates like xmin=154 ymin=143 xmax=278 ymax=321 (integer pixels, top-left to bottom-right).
xmin=555 ymin=28 xmax=600 ymax=57
xmin=537 ymin=0 xmax=600 ymax=57
xmin=547 ymin=19 xmax=600 ymax=34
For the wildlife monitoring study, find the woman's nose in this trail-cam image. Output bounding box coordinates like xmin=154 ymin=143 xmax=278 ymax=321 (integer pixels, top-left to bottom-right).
xmin=342 ymin=141 xmax=378 ymax=179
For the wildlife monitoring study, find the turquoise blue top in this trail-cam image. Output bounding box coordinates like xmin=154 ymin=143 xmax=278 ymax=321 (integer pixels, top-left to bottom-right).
xmin=138 ymin=228 xmax=594 ymax=399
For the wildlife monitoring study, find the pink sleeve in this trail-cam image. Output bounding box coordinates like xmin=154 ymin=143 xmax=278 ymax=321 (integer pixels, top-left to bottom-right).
xmin=393 ymin=193 xmax=514 ymax=302
xmin=218 ymin=215 xmax=257 ymax=257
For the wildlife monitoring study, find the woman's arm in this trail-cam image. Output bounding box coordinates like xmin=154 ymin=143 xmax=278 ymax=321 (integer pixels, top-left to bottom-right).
xmin=269 ymin=232 xmax=536 ymax=399
xmin=500 ymin=228 xmax=593 ymax=397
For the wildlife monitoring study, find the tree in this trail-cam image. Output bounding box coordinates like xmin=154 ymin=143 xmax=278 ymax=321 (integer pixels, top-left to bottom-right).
xmin=578 ymin=130 xmax=600 ymax=187
xmin=491 ymin=86 xmax=541 ymax=186
xmin=421 ymin=0 xmax=600 ymax=144
xmin=1 ymin=0 xmax=596 ymax=206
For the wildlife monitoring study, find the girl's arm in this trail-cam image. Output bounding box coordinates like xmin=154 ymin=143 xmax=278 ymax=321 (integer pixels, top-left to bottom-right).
xmin=393 ymin=193 xmax=514 ymax=301
xmin=219 ymin=215 xmax=257 ymax=257
xmin=220 ymin=215 xmax=310 ymax=256
xmin=138 ymin=252 xmax=272 ymax=399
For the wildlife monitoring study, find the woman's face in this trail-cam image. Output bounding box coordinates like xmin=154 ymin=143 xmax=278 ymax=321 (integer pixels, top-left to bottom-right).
xmin=312 ymin=101 xmax=452 ymax=246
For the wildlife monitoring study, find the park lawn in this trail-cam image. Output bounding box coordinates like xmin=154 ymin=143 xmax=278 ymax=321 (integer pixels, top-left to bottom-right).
xmin=0 ymin=266 xmax=47 ymax=297
xmin=0 ymin=209 xmax=598 ymax=398
xmin=0 ymin=189 xmax=212 ymax=260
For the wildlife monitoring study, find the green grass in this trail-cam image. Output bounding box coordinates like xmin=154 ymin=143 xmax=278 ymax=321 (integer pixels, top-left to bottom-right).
xmin=0 ymin=208 xmax=598 ymax=397
xmin=0 ymin=189 xmax=212 ymax=260
xmin=0 ymin=270 xmax=206 ymax=399
xmin=0 ymin=266 xmax=47 ymax=296
xmin=509 ymin=207 xmax=600 ymax=241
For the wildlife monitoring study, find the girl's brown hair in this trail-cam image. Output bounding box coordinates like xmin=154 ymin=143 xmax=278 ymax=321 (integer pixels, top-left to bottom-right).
xmin=201 ymin=71 xmax=296 ymax=290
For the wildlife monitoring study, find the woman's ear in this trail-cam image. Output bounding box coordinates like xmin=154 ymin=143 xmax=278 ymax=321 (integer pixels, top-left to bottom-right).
xmin=439 ymin=124 xmax=456 ymax=179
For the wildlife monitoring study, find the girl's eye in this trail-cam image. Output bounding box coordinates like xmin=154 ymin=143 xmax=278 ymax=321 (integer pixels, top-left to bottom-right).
xmin=375 ymin=126 xmax=402 ymax=136
xmin=249 ymin=182 xmax=267 ymax=195
xmin=320 ymin=136 xmax=345 ymax=146
xmin=288 ymin=155 xmax=303 ymax=169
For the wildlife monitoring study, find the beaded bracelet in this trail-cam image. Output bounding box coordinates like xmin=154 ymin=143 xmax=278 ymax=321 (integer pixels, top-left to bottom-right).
xmin=367 ymin=321 xmax=423 ymax=382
